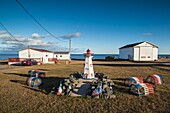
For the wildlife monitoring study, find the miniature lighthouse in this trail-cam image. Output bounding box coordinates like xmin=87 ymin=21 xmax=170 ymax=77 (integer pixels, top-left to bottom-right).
xmin=83 ymin=49 xmax=95 ymax=79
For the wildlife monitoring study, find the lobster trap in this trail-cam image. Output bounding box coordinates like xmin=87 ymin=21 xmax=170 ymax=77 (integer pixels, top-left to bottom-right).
xmin=129 ymin=83 xmax=154 ymax=96
xmin=26 ymin=77 xmax=42 ymax=88
xmin=124 ymin=77 xmax=143 ymax=86
xmin=145 ymin=74 xmax=164 ymax=85
xmin=28 ymin=70 xmax=46 ymax=78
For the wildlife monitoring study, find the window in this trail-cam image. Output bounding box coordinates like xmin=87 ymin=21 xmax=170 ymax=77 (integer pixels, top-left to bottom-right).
xmin=56 ymin=55 xmax=58 ymax=57
xmin=60 ymin=55 xmax=62 ymax=57
xmin=148 ymin=56 xmax=150 ymax=58
xmin=141 ymin=56 xmax=146 ymax=58
xmin=46 ymin=55 xmax=48 ymax=57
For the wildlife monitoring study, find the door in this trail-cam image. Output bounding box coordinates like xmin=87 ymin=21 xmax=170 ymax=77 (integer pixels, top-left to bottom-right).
xmin=43 ymin=55 xmax=49 ymax=63
xmin=139 ymin=47 xmax=152 ymax=61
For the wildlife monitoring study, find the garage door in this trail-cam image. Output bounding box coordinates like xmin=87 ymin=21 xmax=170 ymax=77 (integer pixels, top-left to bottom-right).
xmin=139 ymin=47 xmax=152 ymax=61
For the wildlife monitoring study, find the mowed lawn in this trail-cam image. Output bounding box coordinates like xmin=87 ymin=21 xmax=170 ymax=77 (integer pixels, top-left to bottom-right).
xmin=0 ymin=60 xmax=170 ymax=113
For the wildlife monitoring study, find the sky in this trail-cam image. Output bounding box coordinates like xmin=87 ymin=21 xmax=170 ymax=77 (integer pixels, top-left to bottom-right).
xmin=0 ymin=0 xmax=170 ymax=54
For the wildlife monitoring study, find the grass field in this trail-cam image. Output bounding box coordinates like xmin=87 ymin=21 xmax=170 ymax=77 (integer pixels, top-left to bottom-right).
xmin=0 ymin=60 xmax=170 ymax=113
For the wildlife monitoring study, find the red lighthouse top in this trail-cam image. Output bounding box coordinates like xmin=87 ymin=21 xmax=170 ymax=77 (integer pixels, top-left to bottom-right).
xmin=83 ymin=48 xmax=94 ymax=57
xmin=87 ymin=49 xmax=91 ymax=54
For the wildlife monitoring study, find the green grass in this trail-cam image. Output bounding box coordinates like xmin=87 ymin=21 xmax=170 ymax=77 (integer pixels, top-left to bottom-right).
xmin=0 ymin=60 xmax=170 ymax=113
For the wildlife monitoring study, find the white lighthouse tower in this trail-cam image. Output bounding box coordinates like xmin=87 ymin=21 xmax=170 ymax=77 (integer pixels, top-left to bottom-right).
xmin=83 ymin=49 xmax=95 ymax=79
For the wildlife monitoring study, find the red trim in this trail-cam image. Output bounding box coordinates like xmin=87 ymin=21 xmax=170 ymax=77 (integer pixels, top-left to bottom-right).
xmin=8 ymin=58 xmax=20 ymax=62
xmin=19 ymin=48 xmax=52 ymax=53
xmin=151 ymin=75 xmax=159 ymax=84
xmin=136 ymin=77 xmax=143 ymax=83
xmin=145 ymin=83 xmax=154 ymax=94
xmin=85 ymin=74 xmax=88 ymax=78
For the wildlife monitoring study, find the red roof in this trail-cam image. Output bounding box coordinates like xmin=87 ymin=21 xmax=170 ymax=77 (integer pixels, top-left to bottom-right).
xmin=19 ymin=48 xmax=52 ymax=53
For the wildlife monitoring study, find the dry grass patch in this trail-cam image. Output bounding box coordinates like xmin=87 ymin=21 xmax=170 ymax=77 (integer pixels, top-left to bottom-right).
xmin=0 ymin=60 xmax=170 ymax=112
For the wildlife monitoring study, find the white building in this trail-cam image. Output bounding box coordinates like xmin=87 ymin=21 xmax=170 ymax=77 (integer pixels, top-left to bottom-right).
xmin=19 ymin=48 xmax=54 ymax=63
xmin=54 ymin=52 xmax=70 ymax=60
xmin=119 ymin=41 xmax=158 ymax=61
xmin=19 ymin=48 xmax=70 ymax=64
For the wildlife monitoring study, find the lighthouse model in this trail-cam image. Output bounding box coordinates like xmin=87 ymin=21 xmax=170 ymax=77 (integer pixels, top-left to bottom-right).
xmin=83 ymin=49 xmax=95 ymax=79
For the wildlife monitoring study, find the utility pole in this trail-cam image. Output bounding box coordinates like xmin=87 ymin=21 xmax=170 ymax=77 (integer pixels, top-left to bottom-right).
xmin=69 ymin=39 xmax=71 ymax=53
xmin=28 ymin=45 xmax=30 ymax=59
xmin=69 ymin=39 xmax=71 ymax=61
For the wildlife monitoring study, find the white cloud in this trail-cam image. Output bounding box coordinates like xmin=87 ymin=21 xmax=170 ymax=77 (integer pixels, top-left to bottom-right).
xmin=0 ymin=33 xmax=55 ymax=53
xmin=73 ymin=32 xmax=81 ymax=37
xmin=0 ymin=30 xmax=7 ymax=34
xmin=1 ymin=39 xmax=59 ymax=53
xmin=144 ymin=33 xmax=152 ymax=36
xmin=0 ymin=30 xmax=53 ymax=46
xmin=31 ymin=33 xmax=45 ymax=38
xmin=0 ymin=30 xmax=11 ymax=39
xmin=59 ymin=32 xmax=81 ymax=39
xmin=0 ymin=30 xmax=83 ymax=53
xmin=0 ymin=33 xmax=11 ymax=39
xmin=2 ymin=37 xmax=56 ymax=47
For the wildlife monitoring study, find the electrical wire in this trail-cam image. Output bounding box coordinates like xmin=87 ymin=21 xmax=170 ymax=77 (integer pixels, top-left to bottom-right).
xmin=0 ymin=22 xmax=23 ymax=45
xmin=16 ymin=0 xmax=67 ymax=42
xmin=15 ymin=0 xmax=111 ymax=53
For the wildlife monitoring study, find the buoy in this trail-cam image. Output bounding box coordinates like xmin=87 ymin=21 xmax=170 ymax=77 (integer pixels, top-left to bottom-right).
xmin=97 ymin=83 xmax=102 ymax=94
xmin=57 ymin=81 xmax=63 ymax=95
xmin=92 ymin=83 xmax=102 ymax=98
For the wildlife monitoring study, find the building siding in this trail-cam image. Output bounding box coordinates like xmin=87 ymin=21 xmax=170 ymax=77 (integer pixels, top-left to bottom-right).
xmin=19 ymin=49 xmax=43 ymax=58
xmin=54 ymin=53 xmax=70 ymax=60
xmin=153 ymin=47 xmax=158 ymax=61
xmin=119 ymin=42 xmax=158 ymax=61
xmin=119 ymin=47 xmax=134 ymax=60
xmin=19 ymin=49 xmax=54 ymax=63
xmin=134 ymin=47 xmax=139 ymax=61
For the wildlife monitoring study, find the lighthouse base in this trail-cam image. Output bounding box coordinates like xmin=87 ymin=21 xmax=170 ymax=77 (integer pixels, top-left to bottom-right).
xmin=70 ymin=78 xmax=93 ymax=97
xmin=82 ymin=74 xmax=95 ymax=80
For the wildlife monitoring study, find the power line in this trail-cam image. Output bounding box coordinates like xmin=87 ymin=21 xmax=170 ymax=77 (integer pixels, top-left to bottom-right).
xmin=16 ymin=0 xmax=67 ymax=42
xmin=15 ymin=0 xmax=110 ymax=52
xmin=0 ymin=22 xmax=23 ymax=45
xmin=0 ymin=22 xmax=35 ymax=58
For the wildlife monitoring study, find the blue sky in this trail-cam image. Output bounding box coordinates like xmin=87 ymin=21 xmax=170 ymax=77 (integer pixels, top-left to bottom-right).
xmin=0 ymin=0 xmax=170 ymax=54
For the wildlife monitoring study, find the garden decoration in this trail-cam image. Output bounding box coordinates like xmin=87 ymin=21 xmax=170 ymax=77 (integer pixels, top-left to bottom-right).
xmin=82 ymin=49 xmax=95 ymax=79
